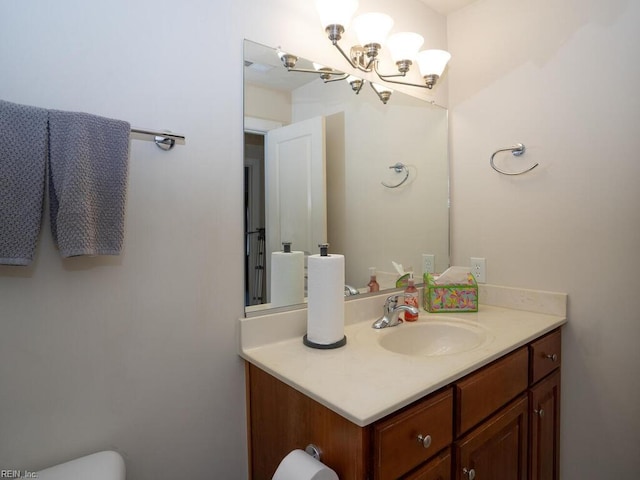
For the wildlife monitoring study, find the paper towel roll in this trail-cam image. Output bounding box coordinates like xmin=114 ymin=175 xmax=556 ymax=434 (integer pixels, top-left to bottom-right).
xmin=270 ymin=250 xmax=305 ymax=307
xmin=306 ymin=253 xmax=345 ymax=347
xmin=272 ymin=449 xmax=339 ymax=480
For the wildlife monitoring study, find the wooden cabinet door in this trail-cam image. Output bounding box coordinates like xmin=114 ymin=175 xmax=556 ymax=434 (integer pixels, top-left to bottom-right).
xmin=246 ymin=363 xmax=369 ymax=479
xmin=529 ymin=369 xmax=560 ymax=480
xmin=455 ymin=395 xmax=528 ymax=480
xmin=403 ymin=449 xmax=451 ymax=480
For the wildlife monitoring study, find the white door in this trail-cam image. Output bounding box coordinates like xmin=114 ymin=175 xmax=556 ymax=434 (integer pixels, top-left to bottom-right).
xmin=265 ymin=116 xmax=327 ymax=299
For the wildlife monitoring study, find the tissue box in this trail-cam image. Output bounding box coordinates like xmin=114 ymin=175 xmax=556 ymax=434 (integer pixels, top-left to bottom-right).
xmin=423 ymin=272 xmax=478 ymax=312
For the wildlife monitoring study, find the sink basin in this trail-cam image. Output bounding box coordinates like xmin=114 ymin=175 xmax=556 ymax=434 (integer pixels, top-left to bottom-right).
xmin=379 ymin=320 xmax=488 ymax=357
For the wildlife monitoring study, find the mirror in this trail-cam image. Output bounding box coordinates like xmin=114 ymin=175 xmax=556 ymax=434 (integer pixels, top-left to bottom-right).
xmin=243 ymin=39 xmax=449 ymax=314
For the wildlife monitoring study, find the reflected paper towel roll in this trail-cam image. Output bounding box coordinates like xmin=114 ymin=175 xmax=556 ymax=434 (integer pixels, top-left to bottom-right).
xmin=272 ymin=450 xmax=339 ymax=480
xmin=306 ymin=251 xmax=345 ymax=348
xmin=270 ymin=250 xmax=305 ymax=307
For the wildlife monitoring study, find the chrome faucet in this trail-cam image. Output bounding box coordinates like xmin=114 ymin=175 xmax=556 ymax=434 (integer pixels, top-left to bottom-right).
xmin=344 ymin=284 xmax=359 ymax=296
xmin=372 ymin=294 xmax=420 ymax=329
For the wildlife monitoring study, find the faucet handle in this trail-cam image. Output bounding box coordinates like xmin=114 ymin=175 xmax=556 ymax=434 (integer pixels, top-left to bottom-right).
xmin=384 ymin=294 xmax=401 ymax=310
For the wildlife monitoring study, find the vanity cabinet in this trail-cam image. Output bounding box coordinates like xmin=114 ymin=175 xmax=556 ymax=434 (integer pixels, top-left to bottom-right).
xmin=529 ymin=331 xmax=562 ymax=480
xmin=245 ymin=328 xmax=562 ymax=480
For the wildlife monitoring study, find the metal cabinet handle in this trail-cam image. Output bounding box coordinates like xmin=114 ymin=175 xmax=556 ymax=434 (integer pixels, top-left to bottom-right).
xmin=534 ymin=408 xmax=545 ymax=418
xmin=463 ymin=467 xmax=476 ymax=479
xmin=416 ymin=434 xmax=432 ymax=449
xmin=545 ymin=353 xmax=558 ymax=362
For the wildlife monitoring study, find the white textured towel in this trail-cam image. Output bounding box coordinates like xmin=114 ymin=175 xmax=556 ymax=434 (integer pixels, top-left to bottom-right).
xmin=48 ymin=110 xmax=131 ymax=257
xmin=0 ymin=100 xmax=48 ymax=265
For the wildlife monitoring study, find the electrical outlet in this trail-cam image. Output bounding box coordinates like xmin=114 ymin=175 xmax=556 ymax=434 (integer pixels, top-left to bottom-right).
xmin=422 ymin=254 xmax=435 ymax=275
xmin=470 ymin=257 xmax=486 ymax=283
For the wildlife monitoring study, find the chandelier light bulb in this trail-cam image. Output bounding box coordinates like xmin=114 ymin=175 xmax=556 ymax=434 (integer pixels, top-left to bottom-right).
xmin=387 ymin=32 xmax=424 ymax=63
xmin=416 ymin=49 xmax=451 ymax=77
xmin=315 ymin=0 xmax=359 ymax=29
xmin=352 ymin=12 xmax=394 ymax=48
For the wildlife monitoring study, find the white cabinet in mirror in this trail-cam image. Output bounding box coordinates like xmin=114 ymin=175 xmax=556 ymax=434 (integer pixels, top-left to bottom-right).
xmin=243 ymin=39 xmax=450 ymax=315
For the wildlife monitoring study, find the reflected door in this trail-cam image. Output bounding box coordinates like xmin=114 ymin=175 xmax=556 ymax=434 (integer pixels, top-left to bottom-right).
xmin=265 ymin=116 xmax=327 ymax=301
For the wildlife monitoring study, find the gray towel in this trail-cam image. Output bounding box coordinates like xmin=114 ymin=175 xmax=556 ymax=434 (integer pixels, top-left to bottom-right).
xmin=0 ymin=100 xmax=48 ymax=266
xmin=48 ymin=110 xmax=130 ymax=257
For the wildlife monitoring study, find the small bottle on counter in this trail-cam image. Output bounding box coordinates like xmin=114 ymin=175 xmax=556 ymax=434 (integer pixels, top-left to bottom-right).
xmin=404 ymin=273 xmax=419 ymax=322
xmin=367 ymin=267 xmax=380 ymax=293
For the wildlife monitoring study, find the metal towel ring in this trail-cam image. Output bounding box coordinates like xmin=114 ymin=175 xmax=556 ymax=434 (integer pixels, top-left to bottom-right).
xmin=490 ymin=143 xmax=538 ymax=175
xmin=382 ymin=162 xmax=410 ymax=188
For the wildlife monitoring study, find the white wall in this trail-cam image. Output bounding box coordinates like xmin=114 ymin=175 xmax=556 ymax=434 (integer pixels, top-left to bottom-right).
xmin=0 ymin=0 xmax=447 ymax=478
xmin=448 ymin=0 xmax=640 ymax=477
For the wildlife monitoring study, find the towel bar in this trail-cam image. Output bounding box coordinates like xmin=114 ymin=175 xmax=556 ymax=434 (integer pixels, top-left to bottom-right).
xmin=130 ymin=127 xmax=186 ymax=150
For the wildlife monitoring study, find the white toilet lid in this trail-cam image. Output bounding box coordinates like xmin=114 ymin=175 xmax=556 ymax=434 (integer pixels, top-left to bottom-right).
xmin=36 ymin=451 xmax=125 ymax=480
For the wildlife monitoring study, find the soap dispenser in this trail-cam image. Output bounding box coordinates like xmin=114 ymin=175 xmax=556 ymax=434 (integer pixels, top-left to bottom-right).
xmin=367 ymin=267 xmax=380 ymax=292
xmin=404 ymin=273 xmax=419 ymax=322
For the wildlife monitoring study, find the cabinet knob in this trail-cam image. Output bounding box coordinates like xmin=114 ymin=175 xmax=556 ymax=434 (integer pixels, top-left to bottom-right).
xmin=534 ymin=408 xmax=545 ymax=418
xmin=463 ymin=467 xmax=476 ymax=480
xmin=416 ymin=434 xmax=432 ymax=449
xmin=545 ymin=353 xmax=558 ymax=362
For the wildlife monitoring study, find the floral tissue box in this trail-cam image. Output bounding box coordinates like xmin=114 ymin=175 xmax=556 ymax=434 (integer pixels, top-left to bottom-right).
xmin=423 ymin=272 xmax=478 ymax=312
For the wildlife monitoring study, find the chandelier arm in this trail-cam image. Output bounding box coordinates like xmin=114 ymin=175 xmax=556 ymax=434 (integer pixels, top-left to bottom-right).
xmin=369 ymin=81 xmax=391 ymax=104
xmin=373 ymin=61 xmax=409 ymax=80
xmin=321 ymin=74 xmax=350 ymax=83
xmin=286 ymin=67 xmax=346 ymax=76
xmin=375 ymin=74 xmax=431 ymax=90
xmin=373 ymin=62 xmax=430 ymax=89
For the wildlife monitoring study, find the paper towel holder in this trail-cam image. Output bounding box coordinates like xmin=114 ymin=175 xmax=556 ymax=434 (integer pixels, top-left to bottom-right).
xmin=305 ymin=444 xmax=322 ymax=461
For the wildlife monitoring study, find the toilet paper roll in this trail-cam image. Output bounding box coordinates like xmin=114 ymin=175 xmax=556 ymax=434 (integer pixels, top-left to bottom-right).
xmin=306 ymin=253 xmax=345 ymax=346
xmin=270 ymin=250 xmax=305 ymax=307
xmin=272 ymin=449 xmax=339 ymax=480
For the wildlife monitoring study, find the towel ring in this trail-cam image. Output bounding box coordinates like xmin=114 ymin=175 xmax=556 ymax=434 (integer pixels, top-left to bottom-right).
xmin=490 ymin=143 xmax=538 ymax=175
xmin=382 ymin=162 xmax=410 ymax=188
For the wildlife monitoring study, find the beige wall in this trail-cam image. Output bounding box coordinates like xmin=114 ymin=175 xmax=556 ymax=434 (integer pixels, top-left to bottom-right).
xmin=244 ymin=84 xmax=292 ymax=125
xmin=448 ymin=0 xmax=640 ymax=477
xmin=290 ymin=79 xmax=450 ymax=288
xmin=0 ymin=0 xmax=447 ymax=478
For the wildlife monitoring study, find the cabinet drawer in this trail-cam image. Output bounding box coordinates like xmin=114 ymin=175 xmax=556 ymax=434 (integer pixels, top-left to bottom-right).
xmin=403 ymin=448 xmax=451 ymax=480
xmin=455 ymin=347 xmax=528 ymax=436
xmin=374 ymin=388 xmax=453 ymax=480
xmin=530 ymin=329 xmax=561 ymax=384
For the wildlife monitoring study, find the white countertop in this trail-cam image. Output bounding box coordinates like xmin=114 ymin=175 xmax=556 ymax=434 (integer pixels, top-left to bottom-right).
xmin=239 ymin=285 xmax=567 ymax=427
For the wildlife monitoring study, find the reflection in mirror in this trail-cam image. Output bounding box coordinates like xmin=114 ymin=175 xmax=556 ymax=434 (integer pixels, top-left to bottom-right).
xmin=243 ymin=39 xmax=449 ymax=315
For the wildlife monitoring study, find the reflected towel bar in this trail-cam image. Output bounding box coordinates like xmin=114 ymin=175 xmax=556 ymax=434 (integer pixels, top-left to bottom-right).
xmin=490 ymin=143 xmax=538 ymax=175
xmin=130 ymin=127 xmax=186 ymax=151
xmin=382 ymin=162 xmax=410 ymax=188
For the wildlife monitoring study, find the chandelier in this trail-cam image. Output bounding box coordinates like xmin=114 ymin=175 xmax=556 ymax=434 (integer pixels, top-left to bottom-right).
xmin=315 ymin=0 xmax=451 ymax=90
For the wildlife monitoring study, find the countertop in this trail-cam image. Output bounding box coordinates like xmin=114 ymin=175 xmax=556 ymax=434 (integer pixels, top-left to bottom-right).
xmin=239 ymin=284 xmax=567 ymax=427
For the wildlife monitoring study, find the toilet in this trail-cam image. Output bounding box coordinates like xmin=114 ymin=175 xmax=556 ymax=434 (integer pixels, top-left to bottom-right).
xmin=33 ymin=451 xmax=125 ymax=480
